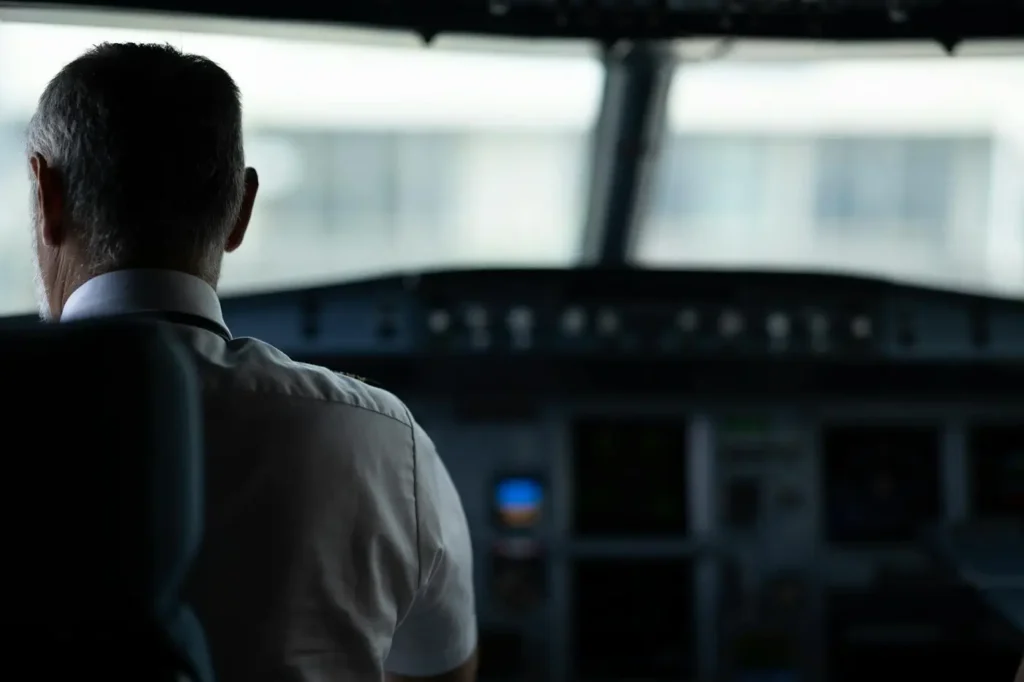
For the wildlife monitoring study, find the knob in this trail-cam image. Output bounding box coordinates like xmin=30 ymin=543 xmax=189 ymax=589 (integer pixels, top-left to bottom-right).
xmin=677 ymin=309 xmax=699 ymax=333
xmin=465 ymin=304 xmax=488 ymax=329
xmin=719 ymin=310 xmax=744 ymax=338
xmin=809 ymin=313 xmax=829 ymax=337
xmin=850 ymin=315 xmax=872 ymax=340
xmin=427 ymin=309 xmax=451 ymax=334
xmin=561 ymin=307 xmax=586 ymax=336
xmin=507 ymin=306 xmax=534 ymax=332
xmin=766 ymin=312 xmax=790 ymax=340
xmin=596 ymin=308 xmax=620 ymax=336
xmin=808 ymin=312 xmax=830 ymax=351
xmin=507 ymin=306 xmax=534 ymax=350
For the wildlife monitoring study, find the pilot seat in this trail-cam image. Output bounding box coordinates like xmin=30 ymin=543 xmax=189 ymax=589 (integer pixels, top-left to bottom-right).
xmin=0 ymin=319 xmax=213 ymax=682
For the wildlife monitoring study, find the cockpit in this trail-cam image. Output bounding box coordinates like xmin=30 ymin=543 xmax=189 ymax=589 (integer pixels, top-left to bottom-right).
xmin=0 ymin=2 xmax=1021 ymax=681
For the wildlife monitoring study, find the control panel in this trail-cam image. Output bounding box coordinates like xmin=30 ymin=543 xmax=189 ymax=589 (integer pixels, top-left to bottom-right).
xmin=220 ymin=268 xmax=1024 ymax=364
xmin=403 ymin=396 xmax=1024 ymax=682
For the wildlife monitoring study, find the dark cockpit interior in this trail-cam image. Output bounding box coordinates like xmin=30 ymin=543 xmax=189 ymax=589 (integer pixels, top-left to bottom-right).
xmin=0 ymin=1 xmax=1021 ymax=680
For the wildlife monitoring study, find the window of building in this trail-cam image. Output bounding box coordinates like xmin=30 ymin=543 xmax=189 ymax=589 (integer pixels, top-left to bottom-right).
xmin=330 ymin=131 xmax=456 ymax=232
xmin=246 ymin=129 xmax=457 ymax=240
xmin=246 ymin=130 xmax=333 ymax=231
xmin=814 ymin=137 xmax=953 ymax=235
xmin=651 ymin=135 xmax=771 ymax=223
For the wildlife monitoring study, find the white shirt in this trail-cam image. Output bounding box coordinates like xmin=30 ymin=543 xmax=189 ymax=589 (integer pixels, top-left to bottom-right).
xmin=62 ymin=269 xmax=477 ymax=682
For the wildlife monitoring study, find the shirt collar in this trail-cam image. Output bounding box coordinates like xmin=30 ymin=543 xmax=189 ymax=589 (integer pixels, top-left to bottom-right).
xmin=61 ymin=269 xmax=229 ymax=336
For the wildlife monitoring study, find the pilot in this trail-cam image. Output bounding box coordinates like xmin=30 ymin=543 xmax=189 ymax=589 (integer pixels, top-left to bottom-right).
xmin=26 ymin=43 xmax=477 ymax=682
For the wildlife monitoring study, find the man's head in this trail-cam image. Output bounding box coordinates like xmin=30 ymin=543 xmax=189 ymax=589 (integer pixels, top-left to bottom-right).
xmin=27 ymin=42 xmax=259 ymax=320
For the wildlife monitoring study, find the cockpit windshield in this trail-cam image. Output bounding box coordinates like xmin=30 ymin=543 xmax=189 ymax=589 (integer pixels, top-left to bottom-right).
xmin=0 ymin=10 xmax=1022 ymax=317
xmin=639 ymin=41 xmax=1024 ymax=297
xmin=0 ymin=11 xmax=602 ymax=314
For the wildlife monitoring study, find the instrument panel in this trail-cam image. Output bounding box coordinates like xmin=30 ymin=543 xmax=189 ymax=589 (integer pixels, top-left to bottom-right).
xmin=402 ymin=400 xmax=1024 ymax=682
xmin=216 ymin=269 xmax=1024 ymax=682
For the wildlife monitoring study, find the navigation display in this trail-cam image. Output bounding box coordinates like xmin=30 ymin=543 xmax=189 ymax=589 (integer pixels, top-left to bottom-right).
xmin=572 ymin=418 xmax=688 ymax=536
xmin=969 ymin=426 xmax=1024 ymax=518
xmin=821 ymin=426 xmax=941 ymax=544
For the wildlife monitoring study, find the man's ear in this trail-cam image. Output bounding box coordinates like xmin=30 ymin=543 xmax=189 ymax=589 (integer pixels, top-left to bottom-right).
xmin=30 ymin=153 xmax=66 ymax=247
xmin=225 ymin=167 xmax=258 ymax=253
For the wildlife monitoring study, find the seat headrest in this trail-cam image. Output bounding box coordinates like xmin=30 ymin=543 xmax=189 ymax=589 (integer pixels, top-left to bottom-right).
xmin=0 ymin=318 xmax=202 ymax=625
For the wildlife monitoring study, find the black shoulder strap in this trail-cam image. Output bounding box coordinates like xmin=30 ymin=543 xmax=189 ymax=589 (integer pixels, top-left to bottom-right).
xmin=117 ymin=311 xmax=232 ymax=342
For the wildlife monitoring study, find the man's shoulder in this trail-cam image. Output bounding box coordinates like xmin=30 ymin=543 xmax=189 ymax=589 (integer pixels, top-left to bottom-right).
xmin=192 ymin=333 xmax=412 ymax=427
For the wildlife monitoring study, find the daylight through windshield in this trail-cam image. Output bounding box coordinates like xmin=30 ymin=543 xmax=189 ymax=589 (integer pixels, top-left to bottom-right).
xmin=0 ymin=12 xmax=1022 ymax=317
xmin=0 ymin=13 xmax=601 ymax=314
xmin=639 ymin=41 xmax=1024 ymax=297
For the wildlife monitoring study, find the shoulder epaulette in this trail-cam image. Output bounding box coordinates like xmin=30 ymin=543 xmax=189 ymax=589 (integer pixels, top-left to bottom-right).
xmin=339 ymin=371 xmax=376 ymax=386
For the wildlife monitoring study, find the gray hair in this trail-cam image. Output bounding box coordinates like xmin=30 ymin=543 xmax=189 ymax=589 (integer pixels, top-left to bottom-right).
xmin=27 ymin=42 xmax=245 ymax=282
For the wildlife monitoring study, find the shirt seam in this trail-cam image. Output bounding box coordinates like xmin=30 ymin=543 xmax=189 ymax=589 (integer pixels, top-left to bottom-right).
xmin=202 ymin=381 xmax=413 ymax=428
xmin=408 ymin=408 xmax=422 ymax=587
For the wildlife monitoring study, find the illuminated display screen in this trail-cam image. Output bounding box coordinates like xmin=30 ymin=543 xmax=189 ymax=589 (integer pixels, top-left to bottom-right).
xmin=969 ymin=426 xmax=1024 ymax=518
xmin=572 ymin=418 xmax=688 ymax=536
xmin=822 ymin=426 xmax=941 ymax=544
xmin=494 ymin=476 xmax=544 ymax=529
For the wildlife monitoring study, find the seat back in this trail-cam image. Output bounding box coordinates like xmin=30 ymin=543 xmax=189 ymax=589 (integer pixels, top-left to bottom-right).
xmin=0 ymin=318 xmax=212 ymax=681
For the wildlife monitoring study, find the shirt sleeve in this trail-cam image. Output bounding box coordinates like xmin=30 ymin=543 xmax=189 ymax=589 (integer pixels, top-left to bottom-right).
xmin=385 ymin=421 xmax=477 ymax=677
